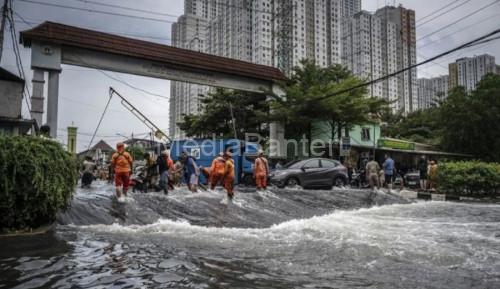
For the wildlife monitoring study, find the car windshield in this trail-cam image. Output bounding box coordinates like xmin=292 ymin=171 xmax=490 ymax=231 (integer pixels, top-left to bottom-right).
xmin=284 ymin=160 xmax=306 ymax=169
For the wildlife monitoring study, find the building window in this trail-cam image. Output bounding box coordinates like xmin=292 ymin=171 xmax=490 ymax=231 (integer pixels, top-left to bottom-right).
xmin=361 ymin=127 xmax=370 ymax=141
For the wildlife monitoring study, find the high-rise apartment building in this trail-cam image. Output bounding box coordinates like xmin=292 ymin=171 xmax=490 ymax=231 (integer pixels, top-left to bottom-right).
xmin=375 ymin=5 xmax=417 ymax=113
xmin=448 ymin=54 xmax=497 ymax=92
xmin=170 ymin=0 xmax=361 ymax=139
xmin=342 ymin=5 xmax=416 ymax=113
xmin=169 ymin=0 xmax=217 ymax=138
xmin=417 ymin=75 xmax=449 ymax=110
xmin=342 ymin=11 xmax=399 ymax=111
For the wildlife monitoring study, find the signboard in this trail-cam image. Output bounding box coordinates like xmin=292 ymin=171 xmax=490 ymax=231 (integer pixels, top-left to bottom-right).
xmin=340 ymin=137 xmax=351 ymax=156
xmin=377 ymin=139 xmax=415 ymax=151
xmin=190 ymin=147 xmax=201 ymax=159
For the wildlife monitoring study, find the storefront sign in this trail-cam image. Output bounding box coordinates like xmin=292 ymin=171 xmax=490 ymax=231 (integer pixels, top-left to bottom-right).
xmin=377 ymin=139 xmax=415 ymax=150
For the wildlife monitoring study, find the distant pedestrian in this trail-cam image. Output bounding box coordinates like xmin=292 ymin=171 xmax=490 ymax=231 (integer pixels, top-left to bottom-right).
xmin=418 ymin=156 xmax=427 ymax=190
xmin=157 ymin=150 xmax=173 ymax=194
xmin=81 ymin=156 xmax=96 ymax=188
xmin=172 ymin=160 xmax=184 ymax=187
xmin=254 ymin=150 xmax=269 ymax=190
xmin=181 ymin=151 xmax=200 ymax=193
xmin=343 ymin=156 xmax=354 ymax=183
xmin=209 ymin=152 xmax=226 ymax=190
xmin=428 ymin=160 xmax=439 ymax=190
xmin=383 ymin=154 xmax=395 ymax=192
xmin=365 ymin=157 xmax=380 ymax=192
xmin=378 ymin=169 xmax=385 ymax=188
xmin=111 ymin=143 xmax=133 ymax=201
xmin=223 ymin=151 xmax=235 ymax=200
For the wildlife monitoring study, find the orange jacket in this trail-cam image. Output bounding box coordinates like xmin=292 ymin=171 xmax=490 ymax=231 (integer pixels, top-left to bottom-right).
xmin=111 ymin=150 xmax=133 ymax=173
xmin=224 ymin=158 xmax=235 ymax=180
xmin=254 ymin=157 xmax=269 ymax=177
xmin=210 ymin=156 xmax=226 ymax=176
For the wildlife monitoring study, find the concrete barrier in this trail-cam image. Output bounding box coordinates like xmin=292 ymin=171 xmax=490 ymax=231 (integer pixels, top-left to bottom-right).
xmin=431 ymin=194 xmax=446 ymax=201
xmin=398 ymin=190 xmax=419 ymax=199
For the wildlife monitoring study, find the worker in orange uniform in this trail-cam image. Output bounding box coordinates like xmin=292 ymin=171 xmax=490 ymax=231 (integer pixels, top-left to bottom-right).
xmin=222 ymin=151 xmax=235 ymax=200
xmin=209 ymin=152 xmax=226 ymax=190
xmin=253 ymin=150 xmax=269 ymax=190
xmin=111 ymin=142 xmax=133 ymax=201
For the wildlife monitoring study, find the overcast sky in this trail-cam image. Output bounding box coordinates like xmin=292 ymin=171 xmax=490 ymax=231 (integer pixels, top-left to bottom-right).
xmin=1 ymin=0 xmax=499 ymax=152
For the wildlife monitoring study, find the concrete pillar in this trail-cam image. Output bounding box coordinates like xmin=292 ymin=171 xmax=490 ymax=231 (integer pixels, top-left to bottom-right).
xmin=30 ymin=68 xmax=45 ymax=128
xmin=269 ymin=84 xmax=286 ymax=158
xmin=47 ymin=70 xmax=60 ymax=138
xmin=269 ymin=122 xmax=286 ymax=158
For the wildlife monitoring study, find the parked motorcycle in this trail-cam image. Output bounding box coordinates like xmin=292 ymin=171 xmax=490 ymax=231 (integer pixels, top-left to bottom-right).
xmin=350 ymin=169 xmax=369 ymax=188
xmin=130 ymin=166 xmax=148 ymax=193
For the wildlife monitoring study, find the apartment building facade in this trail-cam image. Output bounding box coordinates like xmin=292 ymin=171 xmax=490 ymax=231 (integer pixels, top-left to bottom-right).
xmin=170 ymin=0 xmax=362 ymax=139
xmin=417 ymin=75 xmax=449 ymax=110
xmin=448 ymin=54 xmax=497 ymax=92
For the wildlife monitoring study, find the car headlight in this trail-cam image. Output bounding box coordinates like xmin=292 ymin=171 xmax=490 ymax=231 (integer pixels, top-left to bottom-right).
xmin=271 ymin=171 xmax=287 ymax=177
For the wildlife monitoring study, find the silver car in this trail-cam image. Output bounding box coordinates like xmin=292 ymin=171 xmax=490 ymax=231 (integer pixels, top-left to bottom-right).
xmin=269 ymin=158 xmax=348 ymax=189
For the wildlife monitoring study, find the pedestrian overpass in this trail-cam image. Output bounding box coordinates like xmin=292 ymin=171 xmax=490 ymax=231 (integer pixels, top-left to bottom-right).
xmin=20 ymin=22 xmax=286 ymax=157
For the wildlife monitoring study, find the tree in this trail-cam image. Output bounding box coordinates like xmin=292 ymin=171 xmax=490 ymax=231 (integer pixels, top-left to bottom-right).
xmin=269 ymin=59 xmax=388 ymax=152
xmin=178 ymin=88 xmax=269 ymax=139
xmin=383 ymin=74 xmax=500 ymax=162
xmin=382 ymin=108 xmax=440 ymax=146
xmin=439 ymin=74 xmax=500 ymax=161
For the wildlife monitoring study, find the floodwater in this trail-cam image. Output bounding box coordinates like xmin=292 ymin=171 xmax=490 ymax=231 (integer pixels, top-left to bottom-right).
xmin=1 ymin=182 xmax=499 ymax=289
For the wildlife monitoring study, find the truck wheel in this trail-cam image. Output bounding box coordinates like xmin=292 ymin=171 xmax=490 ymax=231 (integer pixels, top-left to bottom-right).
xmin=242 ymin=175 xmax=254 ymax=186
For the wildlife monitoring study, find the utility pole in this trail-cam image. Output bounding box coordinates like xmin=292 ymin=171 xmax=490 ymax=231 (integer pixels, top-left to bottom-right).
xmin=0 ymin=0 xmax=9 ymax=62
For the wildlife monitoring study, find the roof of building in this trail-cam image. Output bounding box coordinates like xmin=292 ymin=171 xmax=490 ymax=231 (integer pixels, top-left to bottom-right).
xmin=91 ymin=140 xmax=114 ymax=152
xmin=77 ymin=139 xmax=114 ymax=156
xmin=0 ymin=67 xmax=24 ymax=83
xmin=20 ymin=21 xmax=286 ymax=82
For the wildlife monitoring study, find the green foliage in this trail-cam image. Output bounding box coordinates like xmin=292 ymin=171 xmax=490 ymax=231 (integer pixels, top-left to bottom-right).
xmin=439 ymin=75 xmax=500 ymax=161
xmin=125 ymin=145 xmax=144 ymax=161
xmin=436 ymin=161 xmax=500 ymax=196
xmin=384 ymin=74 xmax=500 ymax=161
xmin=382 ymin=108 xmax=441 ymax=146
xmin=178 ymin=88 xmax=269 ymax=139
xmin=0 ymin=136 xmax=77 ymax=231
xmin=270 ymin=59 xmax=388 ymax=141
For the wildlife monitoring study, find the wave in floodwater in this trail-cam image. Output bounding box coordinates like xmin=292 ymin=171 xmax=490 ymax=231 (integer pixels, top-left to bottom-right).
xmin=1 ymin=181 xmax=499 ymax=289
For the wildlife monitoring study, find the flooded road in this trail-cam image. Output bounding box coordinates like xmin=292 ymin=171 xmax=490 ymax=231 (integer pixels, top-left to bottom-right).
xmin=1 ymin=182 xmax=499 ymax=288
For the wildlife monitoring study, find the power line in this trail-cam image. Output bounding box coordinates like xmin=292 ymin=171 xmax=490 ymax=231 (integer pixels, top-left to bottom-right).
xmin=416 ymin=0 xmax=464 ymax=22
xmin=17 ymin=0 xmax=176 ymax=24
xmin=417 ymin=0 xmax=472 ymax=27
xmin=6 ymin=1 xmax=32 ymax=118
xmin=12 ymin=17 xmax=172 ymax=43
xmin=417 ymin=0 xmax=500 ymax=42
xmin=316 ymin=28 xmax=500 ymax=102
xmin=70 ymin=0 xmax=179 ymax=19
xmin=87 ymin=91 xmax=113 ymax=150
xmin=417 ymin=12 xmax=500 ymax=49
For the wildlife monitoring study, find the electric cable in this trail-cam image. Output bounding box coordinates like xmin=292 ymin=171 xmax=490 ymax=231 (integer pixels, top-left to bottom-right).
xmin=87 ymin=91 xmax=113 ymax=150
xmin=417 ymin=0 xmax=472 ymax=27
xmin=417 ymin=0 xmax=500 ymax=42
xmin=316 ymin=28 xmax=500 ymax=102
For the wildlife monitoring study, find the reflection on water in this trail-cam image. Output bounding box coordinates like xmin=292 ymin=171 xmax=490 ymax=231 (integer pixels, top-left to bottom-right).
xmin=0 ymin=182 xmax=499 ymax=288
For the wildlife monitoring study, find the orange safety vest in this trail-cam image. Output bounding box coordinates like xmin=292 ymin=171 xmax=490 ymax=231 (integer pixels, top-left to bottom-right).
xmin=254 ymin=157 xmax=268 ymax=177
xmin=111 ymin=151 xmax=133 ymax=173
xmin=211 ymin=156 xmax=226 ymax=176
xmin=224 ymin=158 xmax=235 ymax=179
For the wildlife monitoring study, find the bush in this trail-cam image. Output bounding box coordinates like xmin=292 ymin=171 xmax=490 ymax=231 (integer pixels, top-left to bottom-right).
xmin=0 ymin=136 xmax=77 ymax=231
xmin=436 ymin=161 xmax=500 ymax=196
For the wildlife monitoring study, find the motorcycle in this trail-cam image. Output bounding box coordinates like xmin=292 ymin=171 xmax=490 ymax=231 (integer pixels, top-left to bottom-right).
xmin=350 ymin=169 xmax=369 ymax=188
xmin=130 ymin=166 xmax=148 ymax=193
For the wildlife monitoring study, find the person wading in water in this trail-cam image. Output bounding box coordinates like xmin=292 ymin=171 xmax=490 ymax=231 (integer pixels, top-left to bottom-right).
xmin=111 ymin=143 xmax=133 ymax=201
xmin=222 ymin=151 xmax=235 ymax=200
xmin=253 ymin=150 xmax=269 ymax=190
